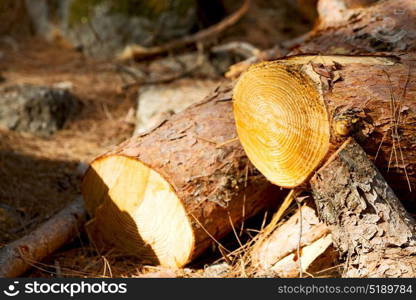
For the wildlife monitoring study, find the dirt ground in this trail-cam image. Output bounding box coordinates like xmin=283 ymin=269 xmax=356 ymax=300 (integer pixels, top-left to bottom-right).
xmin=0 ymin=38 xmax=142 ymax=277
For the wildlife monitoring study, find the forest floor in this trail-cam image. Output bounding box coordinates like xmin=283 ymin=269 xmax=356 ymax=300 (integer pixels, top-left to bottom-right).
xmin=0 ymin=38 xmax=143 ymax=277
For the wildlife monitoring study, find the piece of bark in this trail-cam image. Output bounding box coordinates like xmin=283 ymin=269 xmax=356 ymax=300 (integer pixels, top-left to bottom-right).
xmin=311 ymin=138 xmax=416 ymax=277
xmin=317 ymin=0 xmax=379 ymax=26
xmin=233 ymin=53 xmax=416 ymax=205
xmin=0 ymin=197 xmax=86 ymax=277
xmin=293 ymin=0 xmax=415 ymax=54
xmin=266 ymin=234 xmax=333 ymax=278
xmin=201 ymin=262 xmax=231 ymax=278
xmin=251 ymin=204 xmax=330 ymax=270
xmin=82 ymin=84 xmax=283 ymax=268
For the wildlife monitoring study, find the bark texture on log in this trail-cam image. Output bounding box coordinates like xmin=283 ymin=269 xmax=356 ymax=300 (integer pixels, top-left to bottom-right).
xmin=233 ymin=54 xmax=416 ymax=206
xmin=294 ymin=0 xmax=416 ymax=54
xmin=311 ymin=138 xmax=416 ymax=277
xmin=0 ymin=198 xmax=86 ymax=277
xmin=82 ymin=84 xmax=283 ymax=268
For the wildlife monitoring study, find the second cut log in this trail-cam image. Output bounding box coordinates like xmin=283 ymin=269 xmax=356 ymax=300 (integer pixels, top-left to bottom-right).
xmin=82 ymin=85 xmax=283 ymax=268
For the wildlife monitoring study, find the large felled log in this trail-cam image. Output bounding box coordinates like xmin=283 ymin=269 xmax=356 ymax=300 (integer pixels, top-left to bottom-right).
xmin=0 ymin=197 xmax=86 ymax=277
xmin=310 ymin=138 xmax=416 ymax=277
xmin=233 ymin=54 xmax=416 ymax=203
xmin=82 ymin=85 xmax=282 ymax=268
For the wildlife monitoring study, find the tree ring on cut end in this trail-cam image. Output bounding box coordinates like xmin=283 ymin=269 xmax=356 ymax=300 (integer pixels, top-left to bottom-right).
xmin=233 ymin=62 xmax=330 ymax=187
xmin=82 ymin=155 xmax=194 ymax=268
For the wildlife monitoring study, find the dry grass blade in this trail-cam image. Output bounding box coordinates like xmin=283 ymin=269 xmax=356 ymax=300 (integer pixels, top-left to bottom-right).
xmin=382 ymin=69 xmax=411 ymax=191
xmin=259 ymin=189 xmax=300 ymax=241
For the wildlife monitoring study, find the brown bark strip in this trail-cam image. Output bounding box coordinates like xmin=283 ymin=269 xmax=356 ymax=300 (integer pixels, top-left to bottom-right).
xmin=310 ymin=138 xmax=416 ymax=277
xmin=251 ymin=204 xmax=330 ymax=271
xmin=0 ymin=197 xmax=86 ymax=277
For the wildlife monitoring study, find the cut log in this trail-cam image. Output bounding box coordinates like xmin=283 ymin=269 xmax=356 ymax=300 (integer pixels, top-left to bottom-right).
xmin=233 ymin=54 xmax=416 ymax=204
xmin=0 ymin=197 xmax=86 ymax=278
xmin=82 ymin=84 xmax=283 ymax=268
xmin=310 ymin=138 xmax=416 ymax=277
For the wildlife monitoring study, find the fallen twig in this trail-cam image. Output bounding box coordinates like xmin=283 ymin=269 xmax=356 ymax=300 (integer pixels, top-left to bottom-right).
xmin=0 ymin=197 xmax=87 ymax=277
xmin=117 ymin=0 xmax=250 ymax=61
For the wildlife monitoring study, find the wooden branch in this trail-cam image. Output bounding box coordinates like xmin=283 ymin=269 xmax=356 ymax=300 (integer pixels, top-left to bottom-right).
xmin=117 ymin=0 xmax=250 ymax=61
xmin=310 ymin=138 xmax=416 ymax=277
xmin=0 ymin=197 xmax=87 ymax=277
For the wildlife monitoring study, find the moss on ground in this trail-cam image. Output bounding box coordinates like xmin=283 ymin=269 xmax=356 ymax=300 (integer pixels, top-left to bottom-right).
xmin=68 ymin=0 xmax=196 ymax=27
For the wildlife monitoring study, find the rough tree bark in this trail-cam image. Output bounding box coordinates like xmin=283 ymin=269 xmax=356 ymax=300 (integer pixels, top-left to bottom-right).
xmin=82 ymin=84 xmax=283 ymax=268
xmin=310 ymin=138 xmax=416 ymax=277
xmin=293 ymin=0 xmax=416 ymax=54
